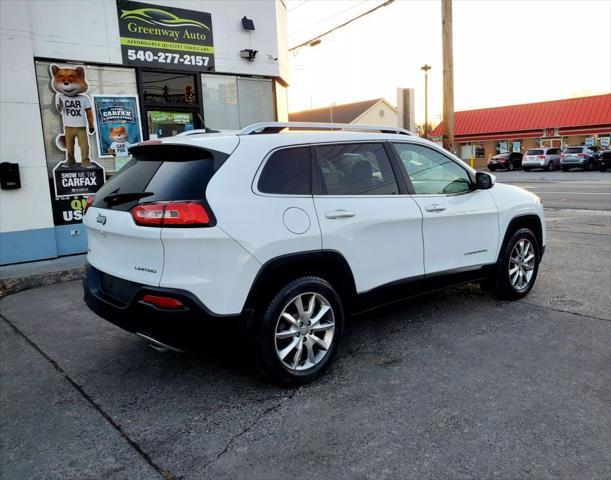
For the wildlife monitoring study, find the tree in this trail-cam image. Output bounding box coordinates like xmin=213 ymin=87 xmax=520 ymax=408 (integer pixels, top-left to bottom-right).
xmin=416 ymin=123 xmax=434 ymax=138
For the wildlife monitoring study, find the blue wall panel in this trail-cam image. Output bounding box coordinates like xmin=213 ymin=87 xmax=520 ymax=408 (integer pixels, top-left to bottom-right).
xmin=0 ymin=228 xmax=58 ymax=265
xmin=54 ymin=224 xmax=88 ymax=257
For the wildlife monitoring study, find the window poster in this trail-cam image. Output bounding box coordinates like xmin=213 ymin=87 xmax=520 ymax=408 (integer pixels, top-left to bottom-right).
xmin=93 ymin=95 xmax=143 ymax=171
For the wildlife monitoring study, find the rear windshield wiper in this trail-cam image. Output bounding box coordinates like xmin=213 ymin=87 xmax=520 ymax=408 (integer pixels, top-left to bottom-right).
xmin=103 ymin=192 xmax=154 ymax=206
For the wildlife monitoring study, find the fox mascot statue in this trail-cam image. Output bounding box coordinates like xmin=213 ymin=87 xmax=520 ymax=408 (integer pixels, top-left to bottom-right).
xmin=50 ymin=64 xmax=95 ymax=168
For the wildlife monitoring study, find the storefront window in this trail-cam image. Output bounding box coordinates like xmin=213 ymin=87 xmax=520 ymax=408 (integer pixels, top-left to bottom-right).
xmin=35 ymin=61 xmax=138 ymax=175
xmin=201 ymin=74 xmax=274 ymax=130
xmin=141 ymin=71 xmax=197 ymax=105
xmin=201 ymin=75 xmax=240 ymax=130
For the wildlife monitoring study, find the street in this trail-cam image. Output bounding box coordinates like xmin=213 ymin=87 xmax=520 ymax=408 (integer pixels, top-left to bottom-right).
xmin=492 ymin=170 xmax=611 ymax=211
xmin=1 ymin=171 xmax=610 ymax=480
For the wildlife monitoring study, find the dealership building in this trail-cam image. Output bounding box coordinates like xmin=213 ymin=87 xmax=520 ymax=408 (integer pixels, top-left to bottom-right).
xmin=0 ymin=0 xmax=288 ymax=265
xmin=431 ymin=94 xmax=611 ymax=167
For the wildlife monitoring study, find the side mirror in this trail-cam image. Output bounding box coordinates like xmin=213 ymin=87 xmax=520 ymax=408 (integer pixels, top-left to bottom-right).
xmin=475 ymin=171 xmax=495 ymax=190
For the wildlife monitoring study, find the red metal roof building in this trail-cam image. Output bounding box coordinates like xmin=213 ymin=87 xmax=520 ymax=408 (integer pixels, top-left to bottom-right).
xmin=431 ymin=94 xmax=611 ymax=165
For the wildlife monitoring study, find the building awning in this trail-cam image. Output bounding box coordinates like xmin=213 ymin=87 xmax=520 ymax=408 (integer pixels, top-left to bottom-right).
xmin=431 ymin=94 xmax=611 ymax=142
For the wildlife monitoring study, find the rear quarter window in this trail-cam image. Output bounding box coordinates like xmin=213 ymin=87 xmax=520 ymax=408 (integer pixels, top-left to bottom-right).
xmin=257 ymin=147 xmax=311 ymax=195
xmin=564 ymin=147 xmax=584 ymax=154
xmin=526 ymin=149 xmax=544 ymax=155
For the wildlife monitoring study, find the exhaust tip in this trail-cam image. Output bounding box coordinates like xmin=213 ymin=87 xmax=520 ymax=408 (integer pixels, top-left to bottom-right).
xmin=136 ymin=333 xmax=185 ymax=353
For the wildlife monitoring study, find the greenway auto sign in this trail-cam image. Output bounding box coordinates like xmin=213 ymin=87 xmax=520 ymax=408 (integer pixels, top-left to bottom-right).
xmin=117 ymin=0 xmax=214 ymax=71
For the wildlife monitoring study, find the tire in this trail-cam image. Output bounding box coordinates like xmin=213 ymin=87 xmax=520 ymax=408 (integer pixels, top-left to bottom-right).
xmin=488 ymin=166 xmax=496 ymax=172
xmin=601 ymin=165 xmax=608 ymax=172
xmin=562 ymin=166 xmax=569 ymax=172
xmin=546 ymin=161 xmax=553 ymax=171
xmin=508 ymin=162 xmax=514 ymax=171
xmin=255 ymin=276 xmax=344 ymax=386
xmin=489 ymin=228 xmax=540 ymax=300
xmin=523 ymin=167 xmax=531 ymax=172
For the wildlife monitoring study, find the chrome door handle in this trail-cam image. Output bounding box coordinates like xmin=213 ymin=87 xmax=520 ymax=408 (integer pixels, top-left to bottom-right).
xmin=424 ymin=204 xmax=446 ymax=212
xmin=325 ymin=210 xmax=355 ymax=219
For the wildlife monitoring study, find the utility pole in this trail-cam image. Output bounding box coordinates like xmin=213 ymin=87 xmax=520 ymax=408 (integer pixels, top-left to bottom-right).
xmin=441 ymin=0 xmax=454 ymax=152
xmin=421 ymin=64 xmax=431 ymax=138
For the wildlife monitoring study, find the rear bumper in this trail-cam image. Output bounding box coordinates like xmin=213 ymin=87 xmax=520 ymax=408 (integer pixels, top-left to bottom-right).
xmin=522 ymin=161 xmax=545 ymax=168
xmin=83 ymin=263 xmax=243 ymax=348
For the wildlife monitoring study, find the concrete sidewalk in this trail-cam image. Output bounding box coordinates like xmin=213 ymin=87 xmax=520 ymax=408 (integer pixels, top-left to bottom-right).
xmin=0 ymin=254 xmax=86 ymax=297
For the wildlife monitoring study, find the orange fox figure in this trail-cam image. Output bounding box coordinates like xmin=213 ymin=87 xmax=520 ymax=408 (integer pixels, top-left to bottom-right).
xmin=107 ymin=126 xmax=131 ymax=157
xmin=50 ymin=64 xmax=96 ymax=168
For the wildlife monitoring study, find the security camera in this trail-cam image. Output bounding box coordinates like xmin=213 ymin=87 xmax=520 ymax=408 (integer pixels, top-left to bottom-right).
xmin=240 ymin=49 xmax=258 ymax=62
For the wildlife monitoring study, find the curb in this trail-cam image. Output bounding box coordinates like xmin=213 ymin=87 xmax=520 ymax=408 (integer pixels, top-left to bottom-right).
xmin=0 ymin=267 xmax=85 ymax=298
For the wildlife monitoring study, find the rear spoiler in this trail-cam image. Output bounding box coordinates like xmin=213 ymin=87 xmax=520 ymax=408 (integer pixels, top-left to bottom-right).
xmin=128 ymin=143 xmax=230 ymax=171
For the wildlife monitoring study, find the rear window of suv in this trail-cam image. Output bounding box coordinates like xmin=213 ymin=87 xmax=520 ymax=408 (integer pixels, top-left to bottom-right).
xmin=92 ymin=145 xmax=220 ymax=212
xmin=526 ymin=149 xmax=544 ymax=155
xmin=564 ymin=147 xmax=584 ymax=154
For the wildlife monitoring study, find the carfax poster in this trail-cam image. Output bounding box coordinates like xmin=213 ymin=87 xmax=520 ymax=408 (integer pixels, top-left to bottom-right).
xmin=93 ymin=95 xmax=143 ymax=170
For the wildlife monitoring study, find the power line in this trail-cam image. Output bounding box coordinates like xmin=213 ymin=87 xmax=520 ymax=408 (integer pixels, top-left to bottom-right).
xmin=289 ymin=0 xmax=395 ymax=52
xmin=289 ymin=0 xmax=369 ymax=38
xmin=288 ymin=0 xmax=311 ymax=12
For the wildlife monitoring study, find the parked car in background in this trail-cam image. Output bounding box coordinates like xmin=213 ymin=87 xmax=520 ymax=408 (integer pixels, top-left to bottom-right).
xmin=488 ymin=152 xmax=523 ymax=171
xmin=560 ymin=146 xmax=597 ymax=171
xmin=522 ymin=148 xmax=561 ymax=171
xmin=597 ymin=149 xmax=611 ymax=172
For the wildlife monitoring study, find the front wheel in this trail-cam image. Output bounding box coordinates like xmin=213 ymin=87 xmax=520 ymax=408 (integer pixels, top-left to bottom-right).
xmin=546 ymin=162 xmax=554 ymax=171
xmin=488 ymin=228 xmax=540 ymax=300
xmin=508 ymin=162 xmax=515 ymax=171
xmin=255 ymin=277 xmax=344 ymax=386
xmin=601 ymin=165 xmax=608 ymax=172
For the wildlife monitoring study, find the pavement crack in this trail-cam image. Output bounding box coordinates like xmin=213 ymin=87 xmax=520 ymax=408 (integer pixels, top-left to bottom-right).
xmin=201 ymin=388 xmax=299 ymax=472
xmin=0 ymin=313 xmax=174 ymax=480
xmin=516 ymin=300 xmax=611 ymax=323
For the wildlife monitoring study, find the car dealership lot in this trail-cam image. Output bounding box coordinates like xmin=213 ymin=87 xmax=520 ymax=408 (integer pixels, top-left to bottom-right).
xmin=1 ymin=172 xmax=610 ymax=480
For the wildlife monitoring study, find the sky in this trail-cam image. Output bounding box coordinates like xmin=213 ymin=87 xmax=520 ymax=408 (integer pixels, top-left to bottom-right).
xmin=286 ymin=0 xmax=611 ymax=125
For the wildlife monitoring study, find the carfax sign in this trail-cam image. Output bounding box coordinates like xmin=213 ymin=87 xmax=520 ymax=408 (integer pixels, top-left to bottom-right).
xmin=116 ymin=0 xmax=214 ymax=71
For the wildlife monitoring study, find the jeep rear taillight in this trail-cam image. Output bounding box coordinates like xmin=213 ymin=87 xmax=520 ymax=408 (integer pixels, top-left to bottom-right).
xmin=577 ymin=153 xmax=586 ymax=158
xmin=537 ymin=155 xmax=545 ymax=159
xmin=131 ymin=201 xmax=210 ymax=227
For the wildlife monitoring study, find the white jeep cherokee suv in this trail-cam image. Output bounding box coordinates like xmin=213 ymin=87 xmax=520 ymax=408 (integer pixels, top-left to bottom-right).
xmin=83 ymin=122 xmax=545 ymax=385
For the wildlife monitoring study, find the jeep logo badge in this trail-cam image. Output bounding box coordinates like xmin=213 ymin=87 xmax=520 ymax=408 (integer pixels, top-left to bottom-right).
xmin=96 ymin=213 xmax=107 ymax=225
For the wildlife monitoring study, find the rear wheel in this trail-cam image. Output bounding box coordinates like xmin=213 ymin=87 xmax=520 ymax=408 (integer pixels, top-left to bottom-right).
xmin=508 ymin=162 xmax=514 ymax=171
xmin=601 ymin=165 xmax=608 ymax=172
xmin=487 ymin=228 xmax=540 ymax=300
xmin=488 ymin=166 xmax=496 ymax=172
xmin=523 ymin=167 xmax=531 ymax=172
xmin=562 ymin=166 xmax=570 ymax=172
xmin=255 ymin=277 xmax=344 ymax=385
xmin=546 ymin=161 xmax=554 ymax=171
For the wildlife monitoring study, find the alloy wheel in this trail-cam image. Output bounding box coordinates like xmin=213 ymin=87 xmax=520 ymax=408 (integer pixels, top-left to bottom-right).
xmin=274 ymin=293 xmax=335 ymax=372
xmin=508 ymin=239 xmax=536 ymax=291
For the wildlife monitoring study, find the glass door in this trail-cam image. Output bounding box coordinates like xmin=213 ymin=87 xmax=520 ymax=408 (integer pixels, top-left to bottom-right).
xmin=139 ymin=70 xmax=203 ymax=139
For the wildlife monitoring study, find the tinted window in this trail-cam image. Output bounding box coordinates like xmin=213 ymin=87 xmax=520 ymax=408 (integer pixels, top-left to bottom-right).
xmin=526 ymin=149 xmax=544 ymax=155
xmin=564 ymin=147 xmax=584 ymax=154
xmin=258 ymin=147 xmax=311 ymax=195
xmin=315 ymin=143 xmax=399 ymax=195
xmin=393 ymin=143 xmax=471 ymax=195
xmin=93 ymin=146 xmax=215 ymax=212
